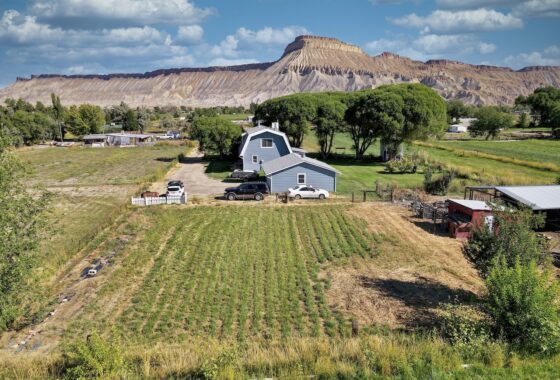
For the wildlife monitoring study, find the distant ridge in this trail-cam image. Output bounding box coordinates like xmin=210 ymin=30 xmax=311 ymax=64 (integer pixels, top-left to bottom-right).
xmin=2 ymin=35 xmax=559 ymax=107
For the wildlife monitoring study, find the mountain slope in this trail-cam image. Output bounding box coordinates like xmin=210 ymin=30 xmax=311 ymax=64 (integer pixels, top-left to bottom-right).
xmin=1 ymin=35 xmax=559 ymax=107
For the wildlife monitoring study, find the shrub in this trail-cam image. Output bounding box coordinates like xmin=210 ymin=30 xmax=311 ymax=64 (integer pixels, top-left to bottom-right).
xmin=438 ymin=303 xmax=491 ymax=359
xmin=463 ymin=208 xmax=548 ymax=278
xmin=63 ymin=334 xmax=125 ymax=379
xmin=423 ymin=166 xmax=454 ymax=195
xmin=486 ymin=261 xmax=560 ymax=355
xmin=384 ymin=156 xmax=417 ymax=173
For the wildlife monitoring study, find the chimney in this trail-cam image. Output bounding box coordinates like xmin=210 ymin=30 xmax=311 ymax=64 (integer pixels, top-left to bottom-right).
xmin=271 ymin=121 xmax=280 ymax=131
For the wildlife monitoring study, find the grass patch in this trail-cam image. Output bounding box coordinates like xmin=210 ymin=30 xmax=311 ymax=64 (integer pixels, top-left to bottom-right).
xmin=204 ymin=159 xmax=235 ymax=181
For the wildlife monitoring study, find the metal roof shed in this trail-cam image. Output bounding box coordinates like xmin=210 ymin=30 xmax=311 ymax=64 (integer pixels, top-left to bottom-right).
xmin=495 ymin=186 xmax=560 ymax=211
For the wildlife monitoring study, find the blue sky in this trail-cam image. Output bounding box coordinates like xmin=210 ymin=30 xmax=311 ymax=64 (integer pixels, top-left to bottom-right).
xmin=0 ymin=0 xmax=558 ymax=87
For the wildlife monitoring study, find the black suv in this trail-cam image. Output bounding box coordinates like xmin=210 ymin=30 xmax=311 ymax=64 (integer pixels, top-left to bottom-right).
xmin=225 ymin=182 xmax=269 ymax=201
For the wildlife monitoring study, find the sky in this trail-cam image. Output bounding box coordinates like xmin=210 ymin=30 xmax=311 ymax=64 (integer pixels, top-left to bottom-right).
xmin=0 ymin=0 xmax=559 ymax=88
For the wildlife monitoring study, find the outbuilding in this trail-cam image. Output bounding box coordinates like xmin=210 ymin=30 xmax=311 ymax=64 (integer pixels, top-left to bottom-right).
xmin=83 ymin=134 xmax=107 ymax=147
xmin=106 ymin=132 xmax=156 ymax=147
xmin=261 ymin=153 xmax=340 ymax=192
xmin=447 ymin=199 xmax=493 ymax=239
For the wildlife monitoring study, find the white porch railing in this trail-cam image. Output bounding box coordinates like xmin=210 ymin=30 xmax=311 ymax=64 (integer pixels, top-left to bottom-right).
xmin=131 ymin=194 xmax=186 ymax=206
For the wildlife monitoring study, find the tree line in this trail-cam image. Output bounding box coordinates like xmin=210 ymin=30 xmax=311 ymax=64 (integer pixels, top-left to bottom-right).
xmin=253 ymin=83 xmax=448 ymax=160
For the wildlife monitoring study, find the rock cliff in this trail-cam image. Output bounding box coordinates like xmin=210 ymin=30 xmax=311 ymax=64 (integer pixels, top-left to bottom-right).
xmin=1 ymin=35 xmax=559 ymax=107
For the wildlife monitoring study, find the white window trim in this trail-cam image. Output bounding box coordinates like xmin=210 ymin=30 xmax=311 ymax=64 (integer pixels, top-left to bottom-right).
xmin=261 ymin=138 xmax=273 ymax=148
xmin=297 ymin=173 xmax=306 ymax=185
xmin=252 ymin=155 xmax=258 ymax=164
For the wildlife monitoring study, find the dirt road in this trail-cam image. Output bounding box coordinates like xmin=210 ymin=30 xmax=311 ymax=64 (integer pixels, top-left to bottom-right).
xmin=150 ymin=149 xmax=230 ymax=196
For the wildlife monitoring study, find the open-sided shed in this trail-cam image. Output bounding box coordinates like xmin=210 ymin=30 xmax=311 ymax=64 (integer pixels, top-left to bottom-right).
xmin=447 ymin=199 xmax=493 ymax=239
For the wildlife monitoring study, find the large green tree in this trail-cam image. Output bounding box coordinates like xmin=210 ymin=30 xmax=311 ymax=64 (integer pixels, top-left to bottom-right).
xmin=0 ymin=135 xmax=49 ymax=331
xmin=78 ymin=104 xmax=105 ymax=134
xmin=469 ymin=107 xmax=513 ymax=140
xmin=190 ymin=117 xmax=242 ymax=158
xmin=517 ymin=87 xmax=560 ymax=136
xmin=51 ymin=93 xmax=64 ymax=142
xmin=254 ymin=94 xmax=317 ymax=147
xmin=345 ymin=90 xmax=404 ymax=160
xmin=65 ymin=105 xmax=90 ymax=137
xmin=314 ymin=97 xmax=347 ymax=158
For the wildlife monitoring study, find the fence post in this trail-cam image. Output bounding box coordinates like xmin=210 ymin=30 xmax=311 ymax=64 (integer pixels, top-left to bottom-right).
xmin=144 ymin=197 xmax=147 ymax=206
xmin=352 ymin=192 xmax=354 ymax=203
xmin=363 ymin=191 xmax=366 ymax=202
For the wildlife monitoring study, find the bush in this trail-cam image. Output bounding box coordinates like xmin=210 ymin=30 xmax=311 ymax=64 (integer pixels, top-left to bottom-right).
xmin=438 ymin=303 xmax=491 ymax=359
xmin=486 ymin=261 xmax=560 ymax=355
xmin=463 ymin=208 xmax=548 ymax=278
xmin=63 ymin=334 xmax=125 ymax=379
xmin=384 ymin=156 xmax=417 ymax=173
xmin=423 ymin=166 xmax=454 ymax=195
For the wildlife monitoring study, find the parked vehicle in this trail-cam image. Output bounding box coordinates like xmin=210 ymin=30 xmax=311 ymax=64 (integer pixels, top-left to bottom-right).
xmin=288 ymin=185 xmax=329 ymax=200
xmin=229 ymin=169 xmax=258 ymax=181
xmin=167 ymin=180 xmax=185 ymax=197
xmin=225 ymin=182 xmax=269 ymax=201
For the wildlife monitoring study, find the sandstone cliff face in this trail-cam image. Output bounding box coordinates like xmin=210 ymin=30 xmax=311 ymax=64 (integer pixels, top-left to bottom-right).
xmin=1 ymin=35 xmax=559 ymax=107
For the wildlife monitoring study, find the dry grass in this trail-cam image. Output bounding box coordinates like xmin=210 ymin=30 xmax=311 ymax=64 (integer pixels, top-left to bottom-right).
xmin=325 ymin=203 xmax=483 ymax=329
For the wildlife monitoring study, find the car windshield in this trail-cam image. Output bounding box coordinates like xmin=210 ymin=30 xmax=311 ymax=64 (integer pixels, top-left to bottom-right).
xmin=168 ymin=186 xmax=180 ymax=192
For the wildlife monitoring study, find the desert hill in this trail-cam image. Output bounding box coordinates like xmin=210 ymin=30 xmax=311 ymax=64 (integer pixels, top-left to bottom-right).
xmin=1 ymin=35 xmax=559 ymax=107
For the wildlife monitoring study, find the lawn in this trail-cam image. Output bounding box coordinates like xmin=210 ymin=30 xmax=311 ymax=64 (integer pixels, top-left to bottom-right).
xmin=66 ymin=205 xmax=377 ymax=343
xmin=218 ymin=113 xmax=251 ymax=121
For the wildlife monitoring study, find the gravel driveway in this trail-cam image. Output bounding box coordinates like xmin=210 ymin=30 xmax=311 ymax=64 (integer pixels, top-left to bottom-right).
xmin=150 ymin=150 xmax=231 ymax=196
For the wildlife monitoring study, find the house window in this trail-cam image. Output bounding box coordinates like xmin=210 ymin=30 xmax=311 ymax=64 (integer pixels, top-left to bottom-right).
xmin=261 ymin=138 xmax=273 ymax=148
xmin=252 ymin=155 xmax=258 ymax=164
xmin=297 ymin=173 xmax=306 ymax=185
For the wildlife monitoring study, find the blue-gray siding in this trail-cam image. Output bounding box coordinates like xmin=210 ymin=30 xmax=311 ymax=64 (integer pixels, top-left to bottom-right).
xmin=242 ymin=132 xmax=290 ymax=171
xmin=266 ymin=162 xmax=337 ymax=192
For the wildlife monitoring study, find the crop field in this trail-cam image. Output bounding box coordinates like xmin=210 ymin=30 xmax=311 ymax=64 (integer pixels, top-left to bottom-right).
xmin=65 ymin=205 xmax=378 ymax=343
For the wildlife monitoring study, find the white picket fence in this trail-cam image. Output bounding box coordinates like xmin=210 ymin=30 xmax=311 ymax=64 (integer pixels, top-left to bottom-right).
xmin=131 ymin=194 xmax=186 ymax=206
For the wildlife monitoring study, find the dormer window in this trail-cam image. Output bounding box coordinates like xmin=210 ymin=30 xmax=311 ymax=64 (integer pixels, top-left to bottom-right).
xmin=261 ymin=138 xmax=273 ymax=148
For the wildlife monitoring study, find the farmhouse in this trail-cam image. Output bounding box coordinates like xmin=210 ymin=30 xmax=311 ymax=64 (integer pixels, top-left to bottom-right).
xmin=239 ymin=124 xmax=339 ymax=192
xmin=446 ymin=199 xmax=493 ymax=238
xmin=239 ymin=125 xmax=292 ymax=171
xmin=262 ymin=153 xmax=340 ymax=192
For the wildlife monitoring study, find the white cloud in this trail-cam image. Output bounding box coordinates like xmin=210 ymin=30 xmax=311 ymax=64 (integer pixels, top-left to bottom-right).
xmin=30 ymin=0 xmax=213 ymax=26
xmin=236 ymin=26 xmax=309 ymax=45
xmin=0 ymin=10 xmax=65 ymax=45
xmin=364 ymin=38 xmax=407 ymax=54
xmin=365 ymin=34 xmax=497 ymax=60
xmin=436 ymin=1 xmax=524 ymax=8
xmin=176 ymin=25 xmax=203 ymax=45
xmin=208 ymin=25 xmax=309 ymax=61
xmin=392 ymin=8 xmax=523 ymax=33
xmin=512 ymin=0 xmax=560 ymax=17
xmin=479 ymin=42 xmax=497 ymax=54
xmin=504 ymin=45 xmax=560 ymax=67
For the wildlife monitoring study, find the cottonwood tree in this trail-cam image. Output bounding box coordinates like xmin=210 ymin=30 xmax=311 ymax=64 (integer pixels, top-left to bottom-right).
xmin=190 ymin=117 xmax=242 ymax=158
xmin=315 ymin=98 xmax=347 ymax=158
xmin=0 ymin=134 xmax=49 ymax=331
xmin=51 ymin=93 xmax=64 ymax=142
xmin=78 ymin=104 xmax=105 ymax=134
xmin=517 ymin=87 xmax=560 ymax=136
xmin=345 ymin=90 xmax=405 ymax=160
xmin=254 ymin=94 xmax=316 ymax=147
xmin=377 ymin=84 xmax=448 ymax=159
xmin=469 ymin=107 xmax=513 ymax=139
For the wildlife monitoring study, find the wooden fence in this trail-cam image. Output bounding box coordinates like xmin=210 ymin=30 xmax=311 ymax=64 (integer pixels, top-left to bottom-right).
xmin=131 ymin=194 xmax=186 ymax=206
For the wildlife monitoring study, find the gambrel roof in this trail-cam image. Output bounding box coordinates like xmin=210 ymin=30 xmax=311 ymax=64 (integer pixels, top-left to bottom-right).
xmin=239 ymin=127 xmax=292 ymax=157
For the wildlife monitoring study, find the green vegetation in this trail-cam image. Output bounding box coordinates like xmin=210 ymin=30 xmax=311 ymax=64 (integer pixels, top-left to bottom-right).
xmin=0 ymin=138 xmax=49 ymax=331
xmin=190 ymin=117 xmax=242 ymax=158
xmin=255 ymin=84 xmax=447 ymax=160
xmin=469 ymin=107 xmax=513 ymax=140
xmin=463 ymin=209 xmax=560 ymax=355
xmin=12 ymin=144 xmax=191 ymax=326
xmin=516 ymin=86 xmax=560 ymax=136
xmin=423 ymin=139 xmax=560 ymax=168
xmin=66 ymin=206 xmax=376 ymax=342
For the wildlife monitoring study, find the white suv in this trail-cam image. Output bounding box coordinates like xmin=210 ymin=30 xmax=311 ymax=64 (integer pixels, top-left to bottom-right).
xmin=167 ymin=180 xmax=185 ymax=197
